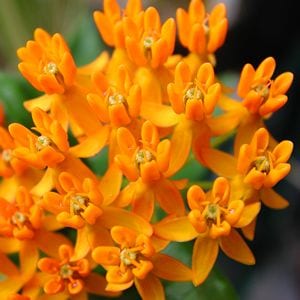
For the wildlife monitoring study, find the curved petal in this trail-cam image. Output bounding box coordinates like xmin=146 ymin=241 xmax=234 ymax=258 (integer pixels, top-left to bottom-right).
xmin=154 ymin=216 xmax=198 ymax=242
xmin=99 ymin=163 xmax=123 ymax=206
xmin=152 ymin=253 xmax=192 ymax=281
xmin=135 ymin=273 xmax=165 ymax=300
xmin=153 ymin=179 xmax=186 ymax=216
xmin=69 ymin=125 xmax=109 ymax=158
xmin=219 ymin=228 xmax=255 ymax=265
xmin=99 ymin=207 xmax=153 ymax=236
xmin=200 ymin=148 xmax=237 ymax=177
xmin=192 ymin=236 xmax=219 ymax=286
xmin=34 ymin=229 xmax=72 ymax=258
xmin=260 ymin=188 xmax=289 ymax=209
xmin=234 ymin=202 xmax=261 ymax=227
xmin=164 ymin=120 xmax=193 ymax=177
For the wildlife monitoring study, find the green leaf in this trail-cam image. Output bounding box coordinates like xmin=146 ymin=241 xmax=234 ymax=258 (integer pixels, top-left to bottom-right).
xmin=162 ymin=240 xmax=238 ymax=300
xmin=0 ymin=72 xmax=39 ymax=127
xmin=165 ymin=268 xmax=238 ymax=300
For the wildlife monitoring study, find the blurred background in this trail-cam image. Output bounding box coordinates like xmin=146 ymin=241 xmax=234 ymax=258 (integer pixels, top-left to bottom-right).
xmin=0 ymin=0 xmax=299 ymax=299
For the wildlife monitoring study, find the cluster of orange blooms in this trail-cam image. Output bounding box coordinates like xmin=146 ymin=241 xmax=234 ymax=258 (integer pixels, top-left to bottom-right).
xmin=0 ymin=0 xmax=294 ymax=299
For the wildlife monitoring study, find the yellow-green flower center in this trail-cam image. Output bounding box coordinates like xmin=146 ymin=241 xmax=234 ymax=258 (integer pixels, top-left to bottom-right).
xmin=60 ymin=264 xmax=74 ymax=278
xmin=108 ymin=93 xmax=126 ymax=106
xmin=44 ymin=62 xmax=59 ymax=75
xmin=135 ymin=149 xmax=153 ymax=165
xmin=35 ymin=135 xmax=51 ymax=151
xmin=2 ymin=149 xmax=12 ymax=162
xmin=71 ymin=194 xmax=89 ymax=215
xmin=184 ymin=86 xmax=204 ymax=103
xmin=254 ymin=155 xmax=270 ymax=173
xmin=120 ymin=248 xmax=137 ymax=266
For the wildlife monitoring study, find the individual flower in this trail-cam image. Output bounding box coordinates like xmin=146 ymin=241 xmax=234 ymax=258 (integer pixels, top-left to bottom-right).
xmin=154 ymin=177 xmax=260 ymax=285
xmin=237 ymin=57 xmax=293 ymax=117
xmin=0 ymin=186 xmax=72 ymax=298
xmin=92 ymin=226 xmax=192 ymax=298
xmin=17 ymin=28 xmax=106 ymax=139
xmin=220 ymin=56 xmax=294 ymax=152
xmin=93 ymin=0 xmax=143 ymax=49
xmin=0 ymin=126 xmax=28 ymax=178
xmin=200 ymin=127 xmax=293 ymax=240
xmin=43 ymin=172 xmax=103 ymax=229
xmin=38 ymin=244 xmax=116 ymax=298
xmin=176 ymin=0 xmax=228 ymax=72
xmin=114 ymin=120 xmax=186 ymax=220
xmin=236 ymin=127 xmax=293 ymax=190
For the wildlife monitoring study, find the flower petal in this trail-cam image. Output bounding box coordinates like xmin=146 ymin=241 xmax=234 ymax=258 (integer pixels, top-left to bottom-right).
xmin=99 ymin=207 xmax=153 ymax=236
xmin=134 ymin=273 xmax=165 ymax=300
xmin=260 ymin=188 xmax=289 ymax=209
xmin=192 ymin=236 xmax=219 ymax=286
xmin=219 ymin=228 xmax=255 ymax=265
xmin=152 ymin=253 xmax=192 ymax=281
xmin=154 ymin=216 xmax=198 ymax=242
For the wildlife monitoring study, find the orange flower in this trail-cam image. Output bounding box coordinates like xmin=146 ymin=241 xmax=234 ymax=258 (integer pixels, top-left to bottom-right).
xmin=43 ymin=172 xmax=103 ymax=229
xmin=124 ymin=6 xmax=176 ymax=68
xmin=17 ymin=28 xmax=76 ymax=95
xmin=94 ymin=0 xmax=143 ymax=48
xmin=38 ymin=244 xmax=116 ymax=297
xmin=88 ymin=65 xmax=142 ymax=128
xmin=0 ymin=186 xmax=42 ymax=240
xmin=200 ymin=127 xmax=293 ymax=239
xmin=237 ymin=127 xmax=293 ymax=190
xmin=154 ymin=177 xmax=260 ymax=285
xmin=9 ymin=109 xmax=68 ymax=170
xmin=114 ymin=120 xmax=185 ymax=220
xmin=237 ymin=57 xmax=293 ymax=117
xmin=92 ymin=226 xmax=192 ymax=298
xmin=0 ymin=126 xmax=28 ymax=178
xmin=177 ymin=0 xmax=228 ymax=55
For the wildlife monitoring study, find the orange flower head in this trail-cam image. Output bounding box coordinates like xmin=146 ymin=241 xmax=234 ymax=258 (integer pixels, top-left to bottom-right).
xmin=0 ymin=186 xmax=42 ymax=240
xmin=124 ymin=6 xmax=176 ymax=68
xmin=8 ymin=108 xmax=69 ymax=169
xmin=0 ymin=126 xmax=28 ymax=177
xmin=177 ymin=0 xmax=228 ymax=55
xmin=94 ymin=0 xmax=143 ymax=48
xmin=88 ymin=65 xmax=142 ymax=127
xmin=92 ymin=226 xmax=155 ymax=292
xmin=17 ymin=28 xmax=77 ymax=94
xmin=168 ymin=61 xmax=221 ymax=121
xmin=237 ymin=57 xmax=294 ymax=116
xmin=115 ymin=120 xmax=171 ymax=183
xmin=188 ymin=177 xmax=245 ymax=239
xmin=38 ymin=244 xmax=90 ymax=295
xmin=43 ymin=172 xmax=103 ymax=229
xmin=237 ymin=127 xmax=293 ymax=189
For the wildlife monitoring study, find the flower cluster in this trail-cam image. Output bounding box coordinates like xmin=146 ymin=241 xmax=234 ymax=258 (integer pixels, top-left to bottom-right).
xmin=0 ymin=0 xmax=294 ymax=299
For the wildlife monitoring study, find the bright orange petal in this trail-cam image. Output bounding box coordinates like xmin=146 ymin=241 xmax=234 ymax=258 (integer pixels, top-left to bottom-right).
xmin=154 ymin=216 xmax=198 ymax=242
xmin=152 ymin=253 xmax=192 ymax=281
xmin=192 ymin=236 xmax=219 ymax=286
xmin=260 ymin=188 xmax=289 ymax=209
xmin=98 ymin=207 xmax=153 ymax=236
xmin=134 ymin=273 xmax=165 ymax=300
xmin=219 ymin=228 xmax=255 ymax=265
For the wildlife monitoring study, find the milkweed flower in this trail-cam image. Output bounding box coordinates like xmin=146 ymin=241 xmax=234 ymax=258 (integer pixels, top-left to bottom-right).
xmin=176 ymin=0 xmax=228 ymax=73
xmin=220 ymin=56 xmax=294 ymax=152
xmin=114 ymin=120 xmax=186 ymax=220
xmin=38 ymin=244 xmax=117 ymax=297
xmin=0 ymin=126 xmax=28 ymax=178
xmin=17 ymin=28 xmax=105 ymax=139
xmin=0 ymin=186 xmax=72 ymax=298
xmin=154 ymin=177 xmax=260 ymax=285
xmin=92 ymin=226 xmax=192 ymax=298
